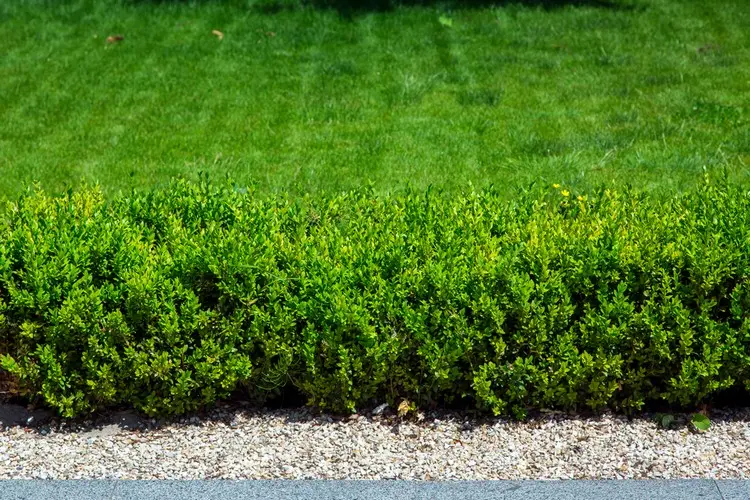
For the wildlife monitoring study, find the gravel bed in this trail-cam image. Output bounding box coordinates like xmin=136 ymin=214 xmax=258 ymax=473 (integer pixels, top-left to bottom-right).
xmin=1 ymin=403 xmax=749 ymax=480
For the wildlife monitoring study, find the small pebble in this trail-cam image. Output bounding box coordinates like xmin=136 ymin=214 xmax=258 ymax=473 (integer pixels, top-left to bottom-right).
xmin=372 ymin=403 xmax=389 ymax=416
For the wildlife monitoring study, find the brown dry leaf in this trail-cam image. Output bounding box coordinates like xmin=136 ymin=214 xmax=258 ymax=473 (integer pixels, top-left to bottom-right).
xmin=106 ymin=35 xmax=124 ymax=44
xmin=212 ymin=30 xmax=224 ymax=41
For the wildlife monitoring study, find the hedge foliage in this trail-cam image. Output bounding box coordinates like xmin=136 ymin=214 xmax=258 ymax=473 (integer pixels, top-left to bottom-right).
xmin=2 ymin=179 xmax=750 ymax=418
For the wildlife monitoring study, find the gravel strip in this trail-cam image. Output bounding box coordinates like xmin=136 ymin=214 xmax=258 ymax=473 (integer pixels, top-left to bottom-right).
xmin=1 ymin=404 xmax=749 ymax=480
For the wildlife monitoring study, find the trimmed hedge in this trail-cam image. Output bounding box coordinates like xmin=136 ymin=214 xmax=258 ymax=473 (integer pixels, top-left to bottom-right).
xmin=2 ymin=179 xmax=750 ymax=418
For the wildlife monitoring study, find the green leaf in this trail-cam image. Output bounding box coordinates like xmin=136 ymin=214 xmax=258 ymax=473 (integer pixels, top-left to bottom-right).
xmin=438 ymin=15 xmax=453 ymax=27
xmin=691 ymin=413 xmax=711 ymax=432
xmin=659 ymin=413 xmax=675 ymax=429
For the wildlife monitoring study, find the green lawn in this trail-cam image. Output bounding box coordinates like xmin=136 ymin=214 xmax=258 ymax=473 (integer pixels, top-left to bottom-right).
xmin=0 ymin=0 xmax=748 ymax=197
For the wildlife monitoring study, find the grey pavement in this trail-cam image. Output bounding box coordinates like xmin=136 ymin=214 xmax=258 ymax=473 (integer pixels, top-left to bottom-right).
xmin=0 ymin=480 xmax=748 ymax=499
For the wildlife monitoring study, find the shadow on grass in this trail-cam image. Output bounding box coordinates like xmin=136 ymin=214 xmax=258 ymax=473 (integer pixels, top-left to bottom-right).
xmin=327 ymin=0 xmax=636 ymax=15
xmin=125 ymin=0 xmax=639 ymax=16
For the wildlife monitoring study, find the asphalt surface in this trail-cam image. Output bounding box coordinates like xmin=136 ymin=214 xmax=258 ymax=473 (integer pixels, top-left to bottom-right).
xmin=0 ymin=480 xmax=747 ymax=499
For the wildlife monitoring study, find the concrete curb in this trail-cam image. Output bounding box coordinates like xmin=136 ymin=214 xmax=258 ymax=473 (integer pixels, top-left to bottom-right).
xmin=0 ymin=480 xmax=746 ymax=499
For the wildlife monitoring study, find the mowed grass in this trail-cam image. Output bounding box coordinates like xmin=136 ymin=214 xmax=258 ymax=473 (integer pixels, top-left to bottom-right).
xmin=0 ymin=0 xmax=748 ymax=198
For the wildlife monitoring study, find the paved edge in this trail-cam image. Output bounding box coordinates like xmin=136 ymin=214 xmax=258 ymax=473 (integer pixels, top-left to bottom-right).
xmin=0 ymin=480 xmax=742 ymax=500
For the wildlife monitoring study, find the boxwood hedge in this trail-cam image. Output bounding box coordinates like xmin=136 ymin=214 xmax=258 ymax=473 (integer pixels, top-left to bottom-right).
xmin=2 ymin=179 xmax=750 ymax=418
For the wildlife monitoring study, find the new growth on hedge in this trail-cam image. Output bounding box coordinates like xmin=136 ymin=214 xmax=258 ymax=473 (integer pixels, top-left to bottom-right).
xmin=2 ymin=179 xmax=750 ymax=418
